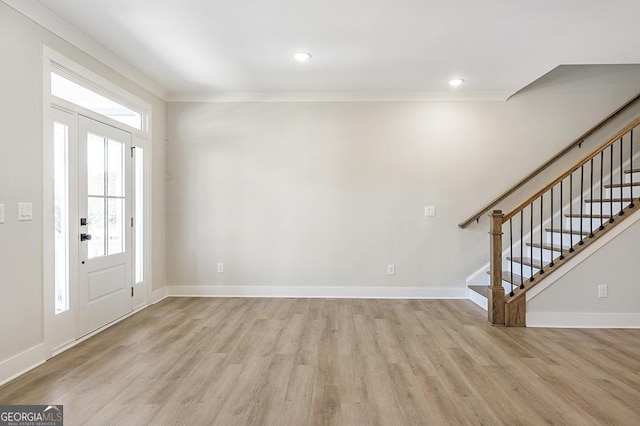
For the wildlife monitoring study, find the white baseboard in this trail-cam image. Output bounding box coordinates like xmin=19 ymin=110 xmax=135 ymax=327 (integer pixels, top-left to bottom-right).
xmin=0 ymin=344 xmax=46 ymax=387
xmin=166 ymin=285 xmax=467 ymax=299
xmin=527 ymin=312 xmax=640 ymax=328
xmin=151 ymin=286 xmax=168 ymax=303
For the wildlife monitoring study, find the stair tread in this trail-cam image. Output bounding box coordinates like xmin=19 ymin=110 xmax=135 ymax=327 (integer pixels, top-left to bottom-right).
xmin=526 ymin=242 xmax=570 ymax=251
xmin=565 ymin=213 xmax=608 ymax=218
xmin=544 ymin=228 xmax=588 ymax=235
xmin=623 ymin=169 xmax=640 ymax=174
xmin=468 ymin=285 xmax=489 ymax=297
xmin=506 ymin=257 xmax=548 ymax=268
xmin=604 ymin=182 xmax=640 ymax=188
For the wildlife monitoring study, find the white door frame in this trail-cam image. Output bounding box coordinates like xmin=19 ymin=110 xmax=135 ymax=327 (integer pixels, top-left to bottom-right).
xmin=42 ymin=46 xmax=153 ymax=357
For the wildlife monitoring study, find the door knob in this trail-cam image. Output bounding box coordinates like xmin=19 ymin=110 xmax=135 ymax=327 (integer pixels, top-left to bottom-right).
xmin=81 ymin=233 xmax=92 ymax=241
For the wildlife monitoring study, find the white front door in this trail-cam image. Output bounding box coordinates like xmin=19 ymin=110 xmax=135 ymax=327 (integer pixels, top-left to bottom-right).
xmin=77 ymin=116 xmax=132 ymax=338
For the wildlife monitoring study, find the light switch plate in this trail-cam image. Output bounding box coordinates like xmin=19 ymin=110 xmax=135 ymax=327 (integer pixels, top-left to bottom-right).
xmin=0 ymin=204 xmax=4 ymax=223
xmin=424 ymin=205 xmax=436 ymax=217
xmin=18 ymin=202 xmax=33 ymax=221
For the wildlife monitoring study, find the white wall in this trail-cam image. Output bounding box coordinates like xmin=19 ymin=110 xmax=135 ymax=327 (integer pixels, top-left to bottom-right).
xmin=527 ymin=218 xmax=640 ymax=327
xmin=0 ymin=3 xmax=166 ymax=366
xmin=166 ymin=65 xmax=640 ymax=295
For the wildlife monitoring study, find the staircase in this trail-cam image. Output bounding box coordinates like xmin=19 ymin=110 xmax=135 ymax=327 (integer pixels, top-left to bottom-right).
xmin=466 ymin=116 xmax=640 ymax=326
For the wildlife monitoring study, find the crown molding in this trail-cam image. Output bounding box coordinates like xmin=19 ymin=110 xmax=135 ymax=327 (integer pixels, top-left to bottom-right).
xmin=168 ymin=91 xmax=511 ymax=103
xmin=2 ymin=0 xmax=169 ymax=100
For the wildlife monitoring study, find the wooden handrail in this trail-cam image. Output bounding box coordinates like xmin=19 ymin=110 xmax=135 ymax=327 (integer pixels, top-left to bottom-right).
xmin=458 ymin=91 xmax=640 ymax=228
xmin=502 ymin=115 xmax=640 ymax=223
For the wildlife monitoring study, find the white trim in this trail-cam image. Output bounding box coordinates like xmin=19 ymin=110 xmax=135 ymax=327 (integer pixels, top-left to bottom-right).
xmin=168 ymin=91 xmax=511 ymax=103
xmin=0 ymin=344 xmax=46 ymax=387
xmin=526 ymin=208 xmax=640 ymax=301
xmin=151 ymin=287 xmax=168 ymax=304
xmin=2 ymin=0 xmax=168 ymax=100
xmin=166 ymin=285 xmax=466 ymax=299
xmin=527 ymin=312 xmax=640 ymax=328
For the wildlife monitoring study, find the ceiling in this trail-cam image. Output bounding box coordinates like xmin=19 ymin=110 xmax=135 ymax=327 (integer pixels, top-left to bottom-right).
xmin=25 ymin=0 xmax=640 ymax=100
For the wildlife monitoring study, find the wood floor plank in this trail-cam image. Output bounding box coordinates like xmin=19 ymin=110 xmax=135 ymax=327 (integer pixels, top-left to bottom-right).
xmin=1 ymin=297 xmax=640 ymax=425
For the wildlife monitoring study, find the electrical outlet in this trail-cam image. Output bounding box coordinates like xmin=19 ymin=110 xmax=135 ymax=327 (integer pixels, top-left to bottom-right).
xmin=217 ymin=263 xmax=224 ymax=273
xmin=424 ymin=205 xmax=436 ymax=217
xmin=0 ymin=204 xmax=4 ymax=223
xmin=598 ymin=284 xmax=608 ymax=298
xmin=387 ymin=264 xmax=395 ymax=275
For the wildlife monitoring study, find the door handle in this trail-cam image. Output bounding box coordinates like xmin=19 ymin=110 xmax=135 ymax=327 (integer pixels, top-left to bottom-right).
xmin=81 ymin=233 xmax=92 ymax=241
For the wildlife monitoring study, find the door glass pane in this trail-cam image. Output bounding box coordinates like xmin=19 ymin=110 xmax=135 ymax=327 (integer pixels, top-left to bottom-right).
xmin=135 ymin=148 xmax=144 ymax=283
xmin=88 ymin=197 xmax=105 ymax=258
xmin=107 ymin=198 xmax=124 ymax=255
xmin=54 ymin=121 xmax=69 ymax=314
xmin=107 ymin=139 xmax=124 ymax=196
xmin=87 ymin=134 xmax=105 ymax=196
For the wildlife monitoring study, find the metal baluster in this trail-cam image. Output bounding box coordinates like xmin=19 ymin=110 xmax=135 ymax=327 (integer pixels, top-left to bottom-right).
xmin=549 ymin=187 xmax=555 ymax=267
xmin=510 ymin=218 xmax=514 ymax=296
xmin=610 ymin=144 xmax=615 ymax=223
xmin=589 ymin=158 xmax=594 ymax=238
xmin=559 ymin=180 xmax=565 ymax=260
xmin=600 ymin=151 xmax=604 ymax=230
xmin=579 ymin=165 xmax=584 ymax=246
xmin=529 ymin=203 xmax=534 ymax=282
xmin=631 ymin=130 xmax=635 ymax=208
xmin=620 ymin=137 xmax=625 ymax=216
xmin=539 ymin=196 xmax=544 ymax=275
xmin=520 ymin=210 xmax=524 ymax=289
xmin=569 ymin=173 xmax=575 ymax=253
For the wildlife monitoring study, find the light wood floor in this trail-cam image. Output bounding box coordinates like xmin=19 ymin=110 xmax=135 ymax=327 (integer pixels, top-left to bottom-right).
xmin=1 ymin=298 xmax=640 ymax=425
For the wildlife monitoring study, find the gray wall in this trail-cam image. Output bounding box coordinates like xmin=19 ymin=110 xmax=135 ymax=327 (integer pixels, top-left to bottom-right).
xmin=528 ymin=218 xmax=640 ymax=325
xmin=166 ymin=65 xmax=640 ymax=292
xmin=0 ymin=3 xmax=166 ymax=363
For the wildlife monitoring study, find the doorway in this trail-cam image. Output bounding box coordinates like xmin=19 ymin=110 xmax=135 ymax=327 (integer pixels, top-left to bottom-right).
xmin=44 ymin=48 xmax=151 ymax=356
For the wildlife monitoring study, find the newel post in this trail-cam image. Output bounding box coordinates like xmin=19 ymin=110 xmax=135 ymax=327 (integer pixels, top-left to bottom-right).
xmin=488 ymin=210 xmax=505 ymax=325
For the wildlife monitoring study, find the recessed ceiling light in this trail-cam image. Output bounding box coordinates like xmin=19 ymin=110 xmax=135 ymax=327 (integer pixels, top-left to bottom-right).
xmin=449 ymin=78 xmax=464 ymax=87
xmin=294 ymin=52 xmax=312 ymax=62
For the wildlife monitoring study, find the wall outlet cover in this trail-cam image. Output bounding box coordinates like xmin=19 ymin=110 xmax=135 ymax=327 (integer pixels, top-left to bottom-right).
xmin=424 ymin=205 xmax=436 ymax=217
xmin=18 ymin=202 xmax=33 ymax=221
xmin=598 ymin=284 xmax=608 ymax=298
xmin=0 ymin=204 xmax=4 ymax=223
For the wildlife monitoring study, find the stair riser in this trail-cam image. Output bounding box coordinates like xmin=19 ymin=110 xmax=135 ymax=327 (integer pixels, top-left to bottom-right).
xmin=605 ymin=187 xmax=639 ymax=199
xmin=526 ymin=247 xmax=562 ymax=262
xmin=546 ymin=232 xmax=583 ymax=246
xmin=566 ymin=217 xmax=607 ymax=230
xmin=504 ymin=262 xmax=540 ymax=277
xmin=586 ymin=203 xmax=633 ymax=215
